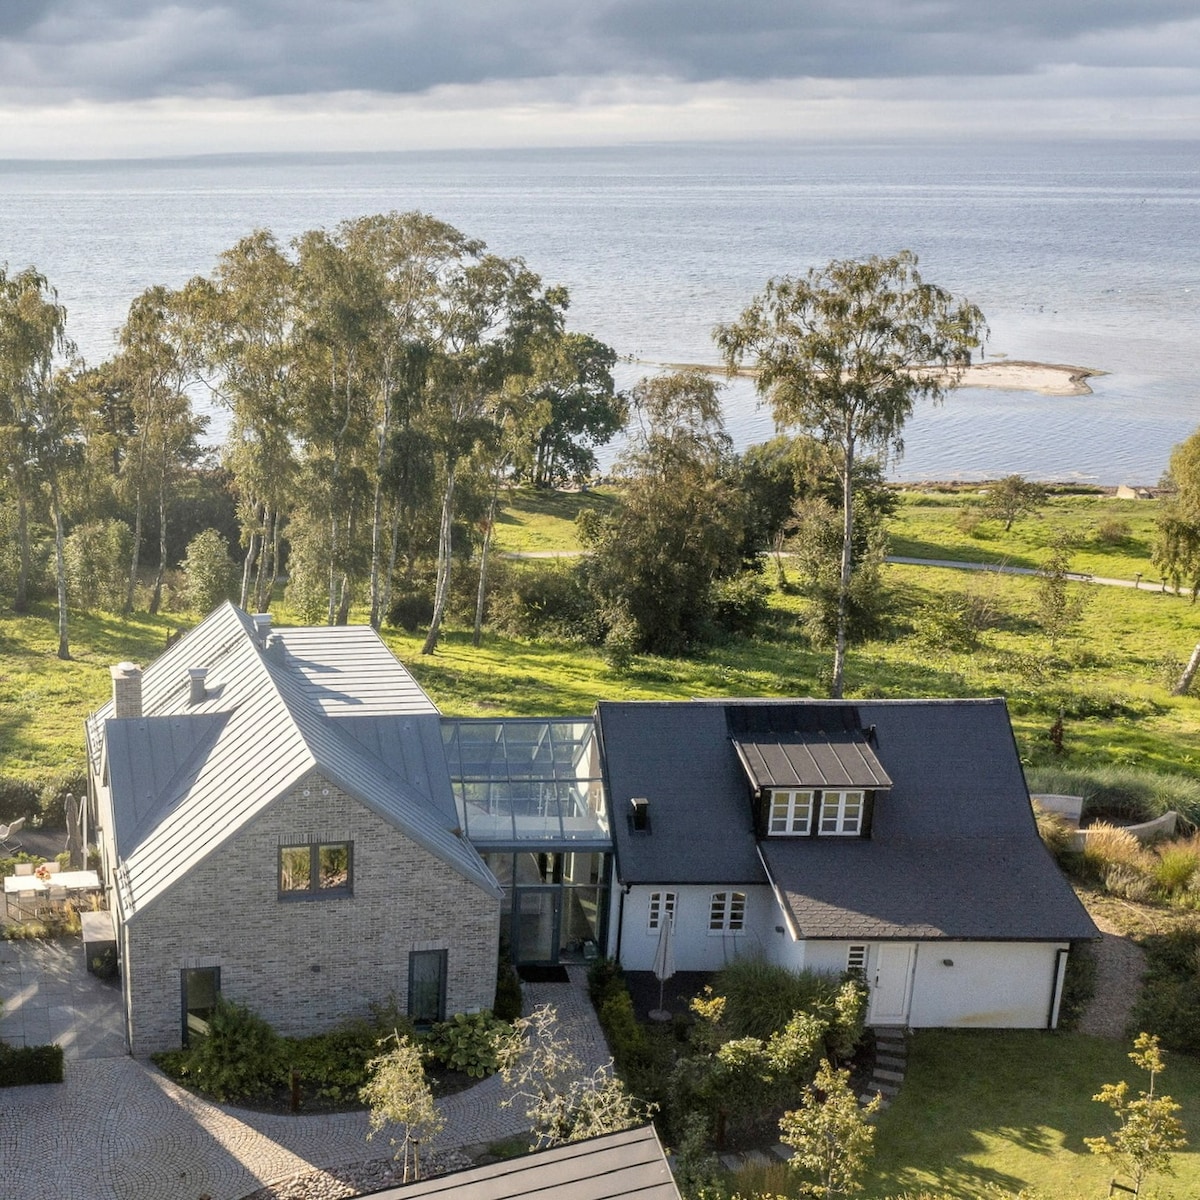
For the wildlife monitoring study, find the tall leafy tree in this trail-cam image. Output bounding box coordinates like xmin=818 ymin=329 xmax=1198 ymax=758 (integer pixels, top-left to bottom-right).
xmin=419 ymin=255 xmax=563 ymax=654
xmin=717 ymin=250 xmax=986 ymax=696
xmin=199 ymin=231 xmax=300 ymax=612
xmin=1154 ymin=428 xmax=1200 ymax=602
xmin=0 ymin=267 xmax=77 ymax=656
xmin=579 ymin=370 xmax=750 ymax=657
xmin=114 ymin=284 xmax=208 ymax=614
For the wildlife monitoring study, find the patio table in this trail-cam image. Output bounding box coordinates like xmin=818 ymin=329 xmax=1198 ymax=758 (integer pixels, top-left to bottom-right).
xmin=4 ymin=869 xmax=101 ymax=919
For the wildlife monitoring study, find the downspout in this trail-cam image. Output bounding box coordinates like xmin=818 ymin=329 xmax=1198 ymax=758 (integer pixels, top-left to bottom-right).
xmin=1048 ymin=946 xmax=1070 ymax=1029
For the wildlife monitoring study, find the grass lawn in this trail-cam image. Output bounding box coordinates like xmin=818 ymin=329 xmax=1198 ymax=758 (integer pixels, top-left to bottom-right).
xmin=866 ymin=1030 xmax=1200 ymax=1198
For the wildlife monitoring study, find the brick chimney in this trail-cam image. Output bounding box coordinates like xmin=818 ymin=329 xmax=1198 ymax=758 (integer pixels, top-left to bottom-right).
xmin=110 ymin=662 xmax=143 ymax=719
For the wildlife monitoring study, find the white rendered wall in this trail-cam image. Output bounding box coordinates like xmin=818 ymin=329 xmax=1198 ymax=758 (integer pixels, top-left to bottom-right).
xmin=907 ymin=941 xmax=1066 ymax=1029
xmin=617 ymin=884 xmax=777 ymax=972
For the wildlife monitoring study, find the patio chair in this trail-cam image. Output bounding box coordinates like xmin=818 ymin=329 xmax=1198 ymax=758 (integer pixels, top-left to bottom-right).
xmin=44 ymin=861 xmax=61 ymax=874
xmin=14 ymin=862 xmax=34 ymax=876
xmin=43 ymin=883 xmax=68 ymax=919
xmin=0 ymin=816 xmax=25 ymax=853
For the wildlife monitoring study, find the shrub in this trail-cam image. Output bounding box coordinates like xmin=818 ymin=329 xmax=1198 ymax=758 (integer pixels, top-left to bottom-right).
xmin=0 ymin=777 xmax=40 ymax=824
xmin=388 ymin=590 xmax=435 ymax=633
xmin=1057 ymin=941 xmax=1097 ymax=1031
xmin=0 ymin=1042 xmax=64 ymax=1087
xmin=710 ymin=957 xmax=834 ymax=1041
xmin=39 ymin=774 xmax=87 ymax=828
xmin=182 ymin=528 xmax=238 ymax=614
xmin=586 ymin=956 xmax=626 ymax=1007
xmin=286 ymin=1017 xmax=404 ymax=1103
xmin=182 ymin=998 xmax=281 ymax=1101
xmin=1129 ymin=929 xmax=1200 ymax=1056
xmin=1079 ymin=822 xmax=1154 ymax=883
xmin=597 ymin=987 xmax=650 ymax=1076
xmin=709 ymin=571 xmax=769 ymax=638
xmin=1153 ymin=838 xmax=1200 ymax=898
xmin=494 ymin=952 xmax=523 ymax=1023
xmin=64 ymin=519 xmax=133 ymax=612
xmin=1094 ymin=518 xmax=1132 ymax=545
xmin=488 ymin=562 xmax=597 ymax=641
xmin=427 ymin=1011 xmax=507 ymax=1078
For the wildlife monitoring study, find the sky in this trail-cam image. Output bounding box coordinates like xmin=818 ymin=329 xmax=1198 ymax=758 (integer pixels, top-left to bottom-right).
xmin=0 ymin=0 xmax=1198 ymax=158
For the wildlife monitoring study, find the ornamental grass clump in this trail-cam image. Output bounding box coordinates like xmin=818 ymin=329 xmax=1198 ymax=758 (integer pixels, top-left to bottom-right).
xmin=1079 ymin=822 xmax=1154 ymax=883
xmin=1153 ymin=837 xmax=1200 ymax=899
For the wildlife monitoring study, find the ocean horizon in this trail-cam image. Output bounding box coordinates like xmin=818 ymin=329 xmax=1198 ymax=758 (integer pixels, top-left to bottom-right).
xmin=1 ymin=138 xmax=1196 ymax=484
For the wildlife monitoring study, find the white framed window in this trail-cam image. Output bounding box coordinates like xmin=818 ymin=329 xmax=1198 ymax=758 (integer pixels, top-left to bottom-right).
xmin=819 ymin=790 xmax=865 ymax=836
xmin=709 ymin=891 xmax=746 ymax=933
xmin=847 ymin=944 xmax=868 ymax=975
xmin=648 ymin=891 xmax=677 ymax=933
xmin=768 ymin=789 xmax=813 ymax=835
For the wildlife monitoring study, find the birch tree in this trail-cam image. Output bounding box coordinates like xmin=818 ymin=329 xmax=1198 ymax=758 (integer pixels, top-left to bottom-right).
xmin=717 ymin=251 xmax=986 ymax=697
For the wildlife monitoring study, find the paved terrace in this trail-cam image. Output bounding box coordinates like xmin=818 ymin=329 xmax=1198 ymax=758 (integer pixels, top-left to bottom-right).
xmin=0 ymin=951 xmax=608 ymax=1200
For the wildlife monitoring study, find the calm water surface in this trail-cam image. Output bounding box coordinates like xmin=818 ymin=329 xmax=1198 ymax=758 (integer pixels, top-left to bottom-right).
xmin=1 ymin=140 xmax=1197 ymax=483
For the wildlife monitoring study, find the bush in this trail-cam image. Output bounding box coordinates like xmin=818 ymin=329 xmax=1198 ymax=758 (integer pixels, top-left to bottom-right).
xmin=1056 ymin=941 xmax=1097 ymax=1031
xmin=387 ymin=590 xmax=435 ymax=633
xmin=427 ymin=1010 xmax=508 ymax=1078
xmin=182 ymin=528 xmax=238 ymax=614
xmin=1129 ymin=929 xmax=1200 ymax=1055
xmin=710 ymin=958 xmax=834 ymax=1041
xmin=181 ymin=997 xmax=280 ymax=1101
xmin=39 ymin=774 xmax=87 ymax=828
xmin=64 ymin=519 xmax=133 ymax=612
xmin=0 ymin=777 xmax=40 ymax=824
xmin=586 ymin=956 xmax=626 ymax=1007
xmin=1094 ymin=518 xmax=1132 ymax=545
xmin=0 ymin=1042 xmax=64 ymax=1087
xmin=286 ymin=1017 xmax=403 ymax=1103
xmin=494 ymin=951 xmax=523 ymax=1023
xmin=1078 ymin=822 xmax=1154 ymax=883
xmin=1032 ymin=802 xmax=1076 ymax=863
xmin=709 ymin=571 xmax=769 ymax=638
xmin=488 ymin=562 xmax=597 ymax=641
xmin=597 ymin=988 xmax=651 ymax=1076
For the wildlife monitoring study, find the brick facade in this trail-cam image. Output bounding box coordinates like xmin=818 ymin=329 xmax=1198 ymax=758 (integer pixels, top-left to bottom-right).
xmin=122 ymin=771 xmax=500 ymax=1055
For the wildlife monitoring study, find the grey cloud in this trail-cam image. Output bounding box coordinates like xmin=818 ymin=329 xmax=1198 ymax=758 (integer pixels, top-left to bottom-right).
xmin=0 ymin=0 xmax=1196 ymax=101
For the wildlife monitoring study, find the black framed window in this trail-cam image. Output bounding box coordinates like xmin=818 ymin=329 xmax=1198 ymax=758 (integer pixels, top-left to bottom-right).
xmin=181 ymin=965 xmax=220 ymax=1047
xmin=408 ymin=949 xmax=448 ymax=1025
xmin=279 ymin=841 xmax=353 ymax=898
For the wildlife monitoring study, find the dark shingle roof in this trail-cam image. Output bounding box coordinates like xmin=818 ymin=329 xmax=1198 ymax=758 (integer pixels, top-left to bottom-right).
xmin=597 ymin=702 xmax=764 ymax=885
xmin=598 ymin=696 xmax=1097 ymax=942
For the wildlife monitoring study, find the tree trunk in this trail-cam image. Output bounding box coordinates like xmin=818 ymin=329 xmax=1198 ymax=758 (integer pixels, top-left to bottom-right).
xmin=831 ymin=436 xmax=855 ymax=700
xmin=473 ymin=485 xmax=500 ymax=647
xmin=123 ymin=492 xmax=143 ymax=616
xmin=422 ymin=462 xmax=456 ymax=655
xmin=14 ymin=492 xmax=29 ymax=613
xmin=51 ymin=483 xmax=70 ymax=660
xmin=381 ymin=504 xmax=402 ymax=630
xmin=1173 ymin=643 xmax=1200 ymax=696
xmin=148 ymin=479 xmax=167 ymax=615
xmin=240 ymin=527 xmax=260 ymax=610
xmin=261 ymin=508 xmax=281 ymax=612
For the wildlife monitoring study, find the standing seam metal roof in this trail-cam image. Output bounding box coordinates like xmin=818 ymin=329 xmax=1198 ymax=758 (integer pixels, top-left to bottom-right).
xmin=90 ymin=603 xmax=499 ymax=920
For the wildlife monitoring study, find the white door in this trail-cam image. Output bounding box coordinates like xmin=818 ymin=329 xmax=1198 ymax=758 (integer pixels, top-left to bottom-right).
xmin=869 ymin=942 xmax=915 ymax=1025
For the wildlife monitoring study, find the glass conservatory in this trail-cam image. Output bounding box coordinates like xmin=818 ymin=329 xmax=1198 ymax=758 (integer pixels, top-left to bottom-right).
xmin=442 ymin=718 xmax=612 ymax=966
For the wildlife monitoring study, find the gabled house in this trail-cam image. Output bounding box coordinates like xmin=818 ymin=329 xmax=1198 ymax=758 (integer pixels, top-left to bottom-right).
xmin=85 ymin=604 xmax=1095 ymax=1052
xmin=85 ymin=602 xmax=502 ymax=1055
xmin=598 ymin=698 xmax=1098 ymax=1029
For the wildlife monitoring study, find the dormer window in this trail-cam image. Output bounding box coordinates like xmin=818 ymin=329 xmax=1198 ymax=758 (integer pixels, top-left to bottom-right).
xmin=819 ymin=790 xmax=864 ymax=836
xmin=768 ymin=789 xmax=813 ymax=835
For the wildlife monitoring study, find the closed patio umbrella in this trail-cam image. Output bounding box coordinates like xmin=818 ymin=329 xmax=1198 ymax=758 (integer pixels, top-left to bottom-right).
xmin=650 ymin=914 xmax=675 ymax=1022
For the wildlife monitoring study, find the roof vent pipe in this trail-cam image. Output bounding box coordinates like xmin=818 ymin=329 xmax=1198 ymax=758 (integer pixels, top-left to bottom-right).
xmin=110 ymin=662 xmax=143 ymax=719
xmin=187 ymin=668 xmax=208 ymax=705
xmin=252 ymin=612 xmax=272 ymax=647
xmin=630 ymin=796 xmax=650 ymax=832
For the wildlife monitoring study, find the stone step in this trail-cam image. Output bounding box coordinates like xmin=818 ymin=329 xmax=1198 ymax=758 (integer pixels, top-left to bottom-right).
xmin=769 ymin=1143 xmax=793 ymax=1162
xmin=875 ymin=1052 xmax=906 ymax=1066
xmin=873 ymin=1068 xmax=905 ymax=1084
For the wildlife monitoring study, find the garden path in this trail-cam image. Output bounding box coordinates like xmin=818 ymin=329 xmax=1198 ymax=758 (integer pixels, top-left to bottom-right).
xmin=1075 ymin=910 xmax=1147 ymax=1040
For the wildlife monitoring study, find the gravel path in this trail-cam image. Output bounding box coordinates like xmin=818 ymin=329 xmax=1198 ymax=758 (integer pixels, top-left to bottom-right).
xmin=1075 ymin=912 xmax=1147 ymax=1040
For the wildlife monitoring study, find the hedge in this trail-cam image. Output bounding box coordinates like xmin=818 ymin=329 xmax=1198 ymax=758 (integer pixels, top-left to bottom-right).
xmin=0 ymin=1042 xmax=65 ymax=1087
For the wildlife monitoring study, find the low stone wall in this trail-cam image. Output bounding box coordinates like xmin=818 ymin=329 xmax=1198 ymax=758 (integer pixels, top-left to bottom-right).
xmin=1031 ymin=794 xmax=1084 ymax=825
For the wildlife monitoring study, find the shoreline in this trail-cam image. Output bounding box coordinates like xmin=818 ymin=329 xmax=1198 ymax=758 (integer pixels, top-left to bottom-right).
xmin=655 ymin=357 xmax=1104 ymax=397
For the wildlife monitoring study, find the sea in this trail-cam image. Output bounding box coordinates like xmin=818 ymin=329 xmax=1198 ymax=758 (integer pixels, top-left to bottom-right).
xmin=1 ymin=138 xmax=1197 ymax=485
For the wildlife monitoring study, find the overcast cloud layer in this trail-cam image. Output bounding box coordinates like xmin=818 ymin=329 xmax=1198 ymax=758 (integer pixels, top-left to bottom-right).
xmin=1 ymin=0 xmax=1198 ymax=155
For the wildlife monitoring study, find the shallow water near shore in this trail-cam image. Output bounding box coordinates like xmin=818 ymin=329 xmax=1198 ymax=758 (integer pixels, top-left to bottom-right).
xmin=1 ymin=137 xmax=1196 ymax=484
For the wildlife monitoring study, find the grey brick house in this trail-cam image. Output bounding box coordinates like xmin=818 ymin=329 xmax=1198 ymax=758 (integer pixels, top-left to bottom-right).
xmin=85 ymin=602 xmax=502 ymax=1055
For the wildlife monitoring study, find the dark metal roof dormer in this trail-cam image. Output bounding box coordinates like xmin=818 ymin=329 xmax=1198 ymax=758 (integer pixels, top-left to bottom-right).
xmin=731 ymin=730 xmax=892 ymax=791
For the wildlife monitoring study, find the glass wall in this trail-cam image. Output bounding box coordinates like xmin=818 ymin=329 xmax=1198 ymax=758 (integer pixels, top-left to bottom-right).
xmin=444 ymin=718 xmax=613 ymax=965
xmin=442 ymin=719 xmax=609 ymax=845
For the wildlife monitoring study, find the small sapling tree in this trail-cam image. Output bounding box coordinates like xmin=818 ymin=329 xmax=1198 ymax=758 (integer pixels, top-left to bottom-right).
xmin=360 ymin=1032 xmax=445 ymax=1183
xmin=1085 ymin=1032 xmax=1187 ymax=1198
